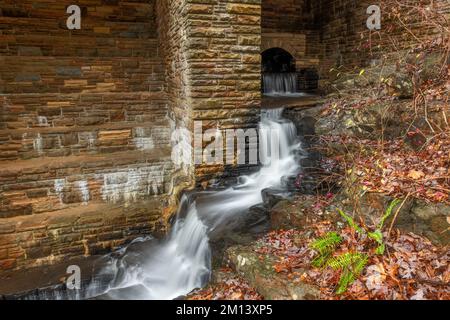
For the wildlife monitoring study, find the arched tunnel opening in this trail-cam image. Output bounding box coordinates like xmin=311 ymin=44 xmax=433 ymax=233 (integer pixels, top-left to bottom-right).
xmin=262 ymin=48 xmax=319 ymax=95
xmin=262 ymin=47 xmax=296 ymax=73
xmin=262 ymin=48 xmax=296 ymax=94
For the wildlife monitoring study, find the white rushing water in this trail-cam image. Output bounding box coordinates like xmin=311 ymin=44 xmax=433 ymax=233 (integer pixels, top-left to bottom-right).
xmin=85 ymin=108 xmax=302 ymax=300
xmin=263 ymin=73 xmax=298 ymax=94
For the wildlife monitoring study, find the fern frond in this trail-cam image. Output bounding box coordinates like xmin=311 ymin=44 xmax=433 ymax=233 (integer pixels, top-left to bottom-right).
xmin=368 ymin=230 xmax=383 ymax=244
xmin=378 ymin=199 xmax=401 ymax=229
xmin=310 ymin=232 xmax=342 ymax=254
xmin=337 ymin=209 xmax=363 ymax=233
xmin=333 ymin=253 xmax=368 ymax=294
xmin=326 ymin=252 xmax=368 ymax=270
xmin=336 ymin=269 xmax=355 ymax=295
xmin=310 ymin=232 xmax=342 ymax=269
xmin=312 ymin=252 xmax=332 ymax=268
xmin=353 ymin=253 xmax=369 ymax=275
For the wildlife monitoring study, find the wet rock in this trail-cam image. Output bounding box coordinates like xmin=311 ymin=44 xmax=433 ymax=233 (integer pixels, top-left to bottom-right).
xmin=316 ymin=109 xmax=364 ymax=138
xmin=226 ymin=246 xmax=320 ymax=300
xmin=261 ymin=188 xmax=291 ymax=209
xmin=270 ymin=195 xmax=340 ymax=231
xmin=239 ymin=205 xmax=270 ymax=234
xmin=271 ymin=200 xmax=306 ymax=230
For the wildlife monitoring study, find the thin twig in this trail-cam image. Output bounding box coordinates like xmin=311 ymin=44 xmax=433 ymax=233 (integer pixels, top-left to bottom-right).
xmin=388 ymin=192 xmax=412 ymax=237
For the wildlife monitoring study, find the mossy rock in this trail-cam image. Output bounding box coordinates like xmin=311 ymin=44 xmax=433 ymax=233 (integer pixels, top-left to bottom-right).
xmin=329 ymin=190 xmax=449 ymax=246
xmin=226 ymin=245 xmax=320 ymax=300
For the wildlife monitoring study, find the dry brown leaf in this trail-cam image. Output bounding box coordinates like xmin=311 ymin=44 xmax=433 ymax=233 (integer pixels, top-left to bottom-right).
xmin=407 ymin=170 xmax=426 ymax=180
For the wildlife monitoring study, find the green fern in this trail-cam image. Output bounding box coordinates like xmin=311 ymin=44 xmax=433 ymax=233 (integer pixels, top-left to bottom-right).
xmin=336 ymin=269 xmax=356 ymax=295
xmin=375 ymin=243 xmax=386 ymax=255
xmin=310 ymin=232 xmax=342 ymax=268
xmin=334 ymin=253 xmax=368 ymax=295
xmin=311 ymin=251 xmax=332 ymax=268
xmin=326 ymin=252 xmax=366 ymax=270
xmin=368 ymin=230 xmax=385 ymax=254
xmin=337 ymin=209 xmax=363 ymax=233
xmin=378 ymin=199 xmax=401 ymax=229
xmin=310 ymin=232 xmax=342 ymax=254
xmin=369 ymin=199 xmax=401 ymax=255
xmin=353 ymin=254 xmax=369 ymax=276
xmin=309 ymin=201 xmax=399 ymax=294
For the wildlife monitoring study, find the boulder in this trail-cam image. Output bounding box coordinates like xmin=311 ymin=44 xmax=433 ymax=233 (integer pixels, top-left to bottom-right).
xmin=226 ymin=245 xmax=320 ymax=300
xmin=406 ymin=201 xmax=450 ymax=245
xmin=330 ymin=191 xmax=449 ymax=245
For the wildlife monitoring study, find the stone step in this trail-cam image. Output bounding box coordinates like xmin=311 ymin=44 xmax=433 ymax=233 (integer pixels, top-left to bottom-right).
xmin=0 ymin=198 xmax=165 ymax=272
xmin=0 ymin=56 xmax=165 ymax=94
xmin=0 ymin=148 xmax=174 ymax=219
xmin=1 ymin=92 xmax=168 ymax=130
xmin=0 ymin=120 xmax=171 ymax=161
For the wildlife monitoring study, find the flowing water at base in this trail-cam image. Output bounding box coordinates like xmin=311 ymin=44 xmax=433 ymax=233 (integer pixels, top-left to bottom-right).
xmin=17 ymin=109 xmax=304 ymax=300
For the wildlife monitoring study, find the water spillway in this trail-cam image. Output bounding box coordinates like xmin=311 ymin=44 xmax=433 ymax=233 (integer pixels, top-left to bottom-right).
xmin=15 ymin=108 xmax=304 ymax=300
xmin=263 ymin=73 xmax=298 ymax=95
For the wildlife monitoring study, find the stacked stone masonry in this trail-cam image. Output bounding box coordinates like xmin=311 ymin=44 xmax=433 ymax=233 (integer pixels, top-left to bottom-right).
xmin=0 ymin=0 xmax=173 ymax=271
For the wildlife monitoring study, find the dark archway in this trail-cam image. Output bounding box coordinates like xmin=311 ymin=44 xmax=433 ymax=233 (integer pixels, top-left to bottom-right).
xmin=261 ymin=48 xmax=296 ymax=73
xmin=261 ymin=48 xmax=297 ymax=94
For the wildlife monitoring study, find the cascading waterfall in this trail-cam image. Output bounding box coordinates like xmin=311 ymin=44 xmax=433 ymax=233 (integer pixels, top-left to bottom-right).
xmin=82 ymin=109 xmax=302 ymax=300
xmin=263 ymin=73 xmax=298 ymax=94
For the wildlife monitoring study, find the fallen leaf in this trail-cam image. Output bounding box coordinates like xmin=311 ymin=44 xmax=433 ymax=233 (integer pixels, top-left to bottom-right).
xmin=408 ymin=170 xmax=425 ymax=180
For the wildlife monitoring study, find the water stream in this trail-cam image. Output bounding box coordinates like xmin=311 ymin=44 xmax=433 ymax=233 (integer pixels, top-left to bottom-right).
xmin=17 ymin=108 xmax=304 ymax=300
xmin=263 ymin=73 xmax=298 ymax=94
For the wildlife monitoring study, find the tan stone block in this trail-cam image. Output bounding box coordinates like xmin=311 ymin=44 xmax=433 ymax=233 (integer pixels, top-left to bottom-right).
xmin=98 ymin=130 xmax=132 ymax=141
xmin=226 ymin=4 xmax=260 ymax=15
xmin=64 ymin=80 xmax=88 ymax=88
xmin=242 ymin=54 xmax=261 ymax=64
xmin=187 ymin=4 xmax=213 ymax=14
xmin=238 ymin=35 xmax=261 ymax=46
xmin=0 ymin=249 xmax=7 ymax=260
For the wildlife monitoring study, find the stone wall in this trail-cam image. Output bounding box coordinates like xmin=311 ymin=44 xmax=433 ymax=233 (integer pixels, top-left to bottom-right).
xmin=0 ymin=0 xmax=265 ymax=273
xmin=311 ymin=0 xmax=372 ymax=78
xmin=262 ymin=0 xmax=314 ymax=33
xmin=261 ymin=0 xmax=321 ymax=79
xmin=0 ymin=0 xmax=174 ymax=271
xmin=314 ymin=0 xmax=450 ymax=83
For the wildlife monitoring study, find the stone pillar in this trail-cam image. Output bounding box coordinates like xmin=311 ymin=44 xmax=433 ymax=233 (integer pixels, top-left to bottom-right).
xmin=189 ymin=0 xmax=262 ymax=180
xmin=158 ymin=0 xmax=262 ymax=183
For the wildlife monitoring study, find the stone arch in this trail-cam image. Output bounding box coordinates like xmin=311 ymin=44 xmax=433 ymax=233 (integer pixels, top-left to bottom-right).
xmin=261 ymin=33 xmax=304 ymax=62
xmin=261 ymin=47 xmax=295 ymax=73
